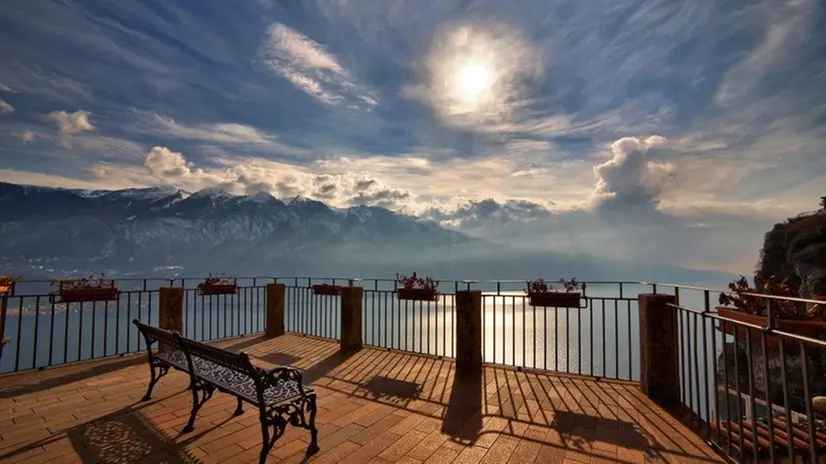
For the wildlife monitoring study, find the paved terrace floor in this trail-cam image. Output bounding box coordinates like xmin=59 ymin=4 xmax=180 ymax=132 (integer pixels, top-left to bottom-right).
xmin=0 ymin=334 xmax=722 ymax=464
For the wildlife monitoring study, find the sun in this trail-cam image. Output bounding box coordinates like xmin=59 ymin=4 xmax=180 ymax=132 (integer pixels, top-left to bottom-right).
xmin=450 ymin=60 xmax=494 ymax=106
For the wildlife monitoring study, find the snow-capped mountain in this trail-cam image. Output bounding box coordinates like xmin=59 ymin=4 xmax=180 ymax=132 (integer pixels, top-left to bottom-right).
xmin=0 ymin=182 xmax=734 ymax=283
xmin=0 ymin=182 xmax=472 ymax=276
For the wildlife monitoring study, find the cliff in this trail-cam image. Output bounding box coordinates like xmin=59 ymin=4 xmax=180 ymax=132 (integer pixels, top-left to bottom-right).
xmin=757 ymin=198 xmax=826 ymax=297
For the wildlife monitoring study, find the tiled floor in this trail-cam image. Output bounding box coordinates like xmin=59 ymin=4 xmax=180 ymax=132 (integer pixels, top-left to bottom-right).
xmin=0 ymin=334 xmax=723 ymax=463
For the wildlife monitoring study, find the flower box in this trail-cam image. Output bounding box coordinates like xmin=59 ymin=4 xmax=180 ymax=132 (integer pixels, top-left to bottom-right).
xmin=397 ymin=288 xmax=438 ymax=302
xmin=312 ymin=284 xmax=342 ymax=296
xmin=59 ymin=286 xmax=119 ymax=303
xmin=198 ymin=282 xmax=237 ymax=295
xmin=716 ymin=307 xmax=826 ymax=352
xmin=528 ymin=292 xmax=582 ymax=308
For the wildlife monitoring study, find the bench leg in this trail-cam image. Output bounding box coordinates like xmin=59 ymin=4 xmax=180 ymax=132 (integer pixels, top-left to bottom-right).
xmin=306 ymin=395 xmax=319 ymax=454
xmin=182 ymin=379 xmax=215 ymax=433
xmin=141 ymin=361 xmax=169 ymax=402
xmin=234 ymin=397 xmax=244 ymax=416
xmin=258 ymin=418 xmax=284 ymax=464
xmin=258 ymin=395 xmax=320 ymax=463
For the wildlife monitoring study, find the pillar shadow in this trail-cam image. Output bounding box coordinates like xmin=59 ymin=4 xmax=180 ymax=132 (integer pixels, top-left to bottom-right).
xmin=362 ymin=375 xmax=422 ymax=407
xmin=441 ymin=370 xmax=484 ymax=445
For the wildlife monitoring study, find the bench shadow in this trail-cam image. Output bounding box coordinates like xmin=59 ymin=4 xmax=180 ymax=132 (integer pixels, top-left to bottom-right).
xmin=0 ymin=398 xmax=198 ymax=463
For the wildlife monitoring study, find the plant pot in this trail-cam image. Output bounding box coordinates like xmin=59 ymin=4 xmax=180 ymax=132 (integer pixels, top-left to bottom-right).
xmin=312 ymin=284 xmax=342 ymax=296
xmin=397 ymin=288 xmax=438 ymax=302
xmin=198 ymin=283 xmax=237 ymax=295
xmin=716 ymin=307 xmax=826 ymax=351
xmin=59 ymin=287 xmax=119 ymax=303
xmin=528 ymin=292 xmax=582 ymax=308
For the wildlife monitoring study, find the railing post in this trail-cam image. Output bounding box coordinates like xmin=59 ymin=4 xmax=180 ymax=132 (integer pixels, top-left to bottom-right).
xmin=0 ymin=289 xmax=9 ymax=360
xmin=638 ymin=293 xmax=679 ymax=408
xmin=265 ymin=283 xmax=286 ymax=337
xmin=455 ymin=290 xmax=483 ymax=378
xmin=340 ymin=286 xmax=363 ymax=352
xmin=159 ymin=287 xmax=184 ymax=351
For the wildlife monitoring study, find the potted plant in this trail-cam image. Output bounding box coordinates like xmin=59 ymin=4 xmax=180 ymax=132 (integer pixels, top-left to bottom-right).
xmin=0 ymin=274 xmax=18 ymax=295
xmin=396 ymin=272 xmax=439 ymax=301
xmin=197 ymin=273 xmax=237 ymax=295
xmin=717 ymin=273 xmax=826 ymax=350
xmin=312 ymin=283 xmax=342 ymax=296
xmin=525 ymin=278 xmax=585 ymax=308
xmin=53 ymin=274 xmax=119 ymax=302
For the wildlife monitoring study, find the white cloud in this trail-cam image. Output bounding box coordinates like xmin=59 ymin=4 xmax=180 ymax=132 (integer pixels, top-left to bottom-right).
xmin=592 ymin=135 xmax=675 ymax=208
xmin=0 ymin=83 xmax=13 ymax=93
xmin=0 ymin=168 xmax=142 ymax=191
xmin=0 ymin=98 xmax=13 ymax=114
xmin=261 ymin=23 xmax=376 ymax=107
xmin=136 ymin=113 xmax=275 ymax=145
xmin=20 ymin=130 xmax=36 ymax=143
xmin=47 ymin=110 xmax=95 ymax=135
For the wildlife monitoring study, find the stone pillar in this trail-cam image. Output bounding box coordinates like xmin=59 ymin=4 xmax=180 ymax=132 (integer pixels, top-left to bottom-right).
xmin=158 ymin=287 xmax=183 ymax=352
xmin=639 ymin=293 xmax=679 ymax=408
xmin=340 ymin=287 xmax=363 ymax=352
xmin=158 ymin=287 xmax=184 ymax=333
xmin=455 ymin=290 xmax=483 ymax=378
xmin=265 ymin=283 xmax=286 ymax=337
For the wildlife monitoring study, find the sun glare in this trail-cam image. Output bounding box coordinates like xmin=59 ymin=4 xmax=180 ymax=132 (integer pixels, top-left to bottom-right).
xmin=451 ymin=61 xmax=494 ymax=105
xmin=420 ymin=24 xmax=539 ymax=123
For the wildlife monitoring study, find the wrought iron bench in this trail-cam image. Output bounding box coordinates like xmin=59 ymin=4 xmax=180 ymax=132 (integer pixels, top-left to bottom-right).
xmin=133 ymin=320 xmax=319 ymax=463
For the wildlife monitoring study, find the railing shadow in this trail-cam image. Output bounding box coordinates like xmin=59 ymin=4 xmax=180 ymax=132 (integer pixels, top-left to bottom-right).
xmin=0 ymin=355 xmax=144 ymax=399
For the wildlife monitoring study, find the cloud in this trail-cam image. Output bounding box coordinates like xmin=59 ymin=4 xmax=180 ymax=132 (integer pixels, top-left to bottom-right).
xmin=20 ymin=130 xmax=35 ymax=143
xmin=47 ymin=110 xmax=95 ymax=135
xmin=0 ymin=98 xmax=12 ymax=114
xmin=260 ymin=23 xmax=376 ymax=107
xmin=129 ymin=146 xmax=416 ymax=209
xmin=135 ymin=113 xmax=274 ymax=145
xmin=592 ymin=136 xmax=675 ymax=208
xmin=143 ymin=146 xmax=226 ymax=191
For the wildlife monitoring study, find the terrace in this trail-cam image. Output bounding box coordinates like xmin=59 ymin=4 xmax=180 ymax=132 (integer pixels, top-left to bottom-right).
xmin=0 ymin=276 xmax=823 ymax=463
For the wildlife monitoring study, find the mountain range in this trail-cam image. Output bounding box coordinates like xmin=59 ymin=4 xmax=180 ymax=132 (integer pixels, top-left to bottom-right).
xmin=0 ymin=182 xmax=734 ymax=284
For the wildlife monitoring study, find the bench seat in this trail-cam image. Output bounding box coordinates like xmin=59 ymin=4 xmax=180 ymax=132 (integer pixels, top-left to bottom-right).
xmin=133 ymin=320 xmax=319 ymax=464
xmin=157 ymin=349 xmax=313 ymax=406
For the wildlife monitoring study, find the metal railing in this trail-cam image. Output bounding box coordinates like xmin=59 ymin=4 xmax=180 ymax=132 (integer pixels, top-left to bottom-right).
xmin=659 ymin=283 xmax=826 ymax=463
xmin=0 ymin=279 xmax=273 ymax=374
xmin=0 ymin=288 xmax=160 ymax=373
xmin=477 ymin=281 xmax=647 ymax=380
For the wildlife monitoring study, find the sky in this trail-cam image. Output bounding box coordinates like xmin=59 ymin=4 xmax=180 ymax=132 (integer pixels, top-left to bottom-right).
xmin=0 ymin=0 xmax=824 ymax=275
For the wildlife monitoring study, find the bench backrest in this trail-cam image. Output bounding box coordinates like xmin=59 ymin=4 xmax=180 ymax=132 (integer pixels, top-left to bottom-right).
xmin=133 ymin=321 xmax=272 ymax=405
xmin=133 ymin=319 xmax=183 ymax=351
xmin=177 ymin=336 xmax=262 ymax=384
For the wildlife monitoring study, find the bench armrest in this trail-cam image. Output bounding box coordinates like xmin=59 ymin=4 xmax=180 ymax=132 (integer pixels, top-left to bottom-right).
xmin=265 ymin=367 xmax=307 ymax=395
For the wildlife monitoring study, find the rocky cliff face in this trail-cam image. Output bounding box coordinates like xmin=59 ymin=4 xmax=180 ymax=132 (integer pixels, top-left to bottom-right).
xmin=757 ymin=199 xmax=826 ymax=297
xmin=717 ymin=198 xmax=826 ymax=423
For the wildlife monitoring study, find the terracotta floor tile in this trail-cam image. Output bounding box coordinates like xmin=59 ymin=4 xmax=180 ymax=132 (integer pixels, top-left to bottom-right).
xmin=0 ymin=334 xmax=723 ymax=464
